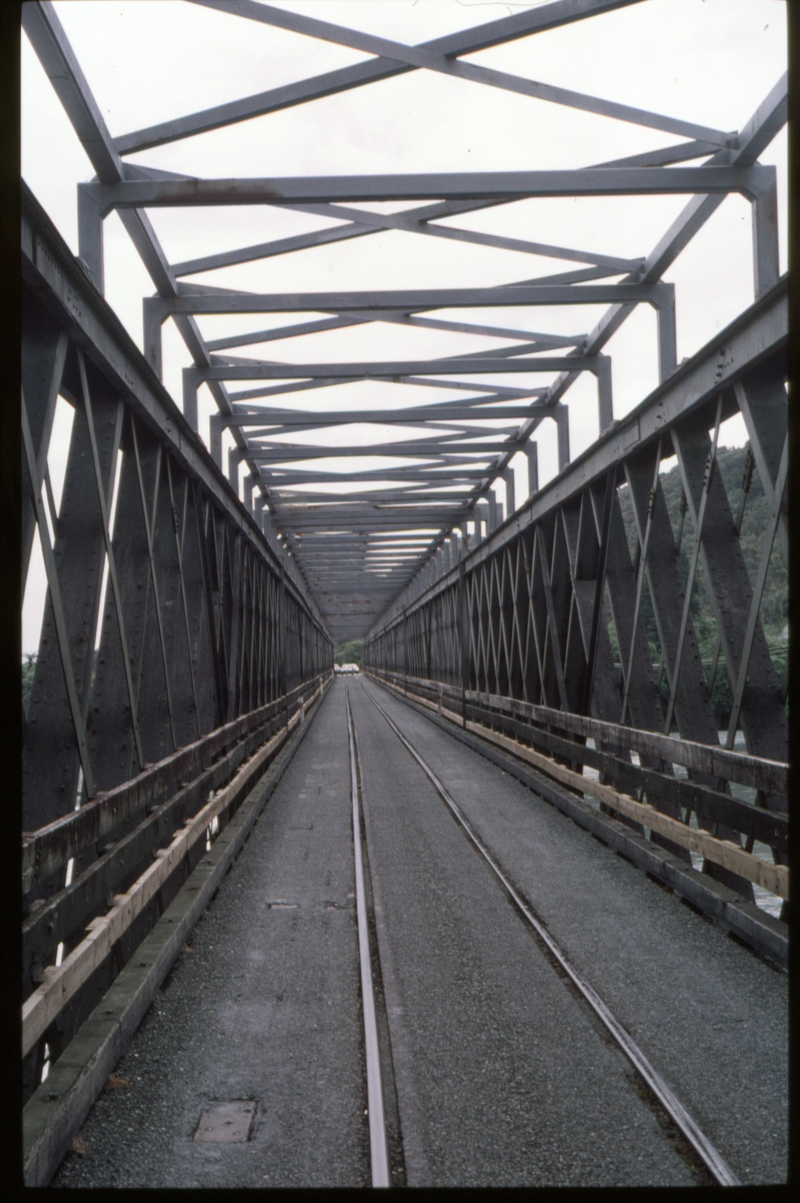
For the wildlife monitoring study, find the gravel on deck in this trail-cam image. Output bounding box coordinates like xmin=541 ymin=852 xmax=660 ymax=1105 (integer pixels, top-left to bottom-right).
xmin=358 ymin=678 xmax=787 ymax=1185
xmin=52 ymin=682 xmax=368 ymax=1189
xmin=50 ymin=678 xmax=786 ymax=1187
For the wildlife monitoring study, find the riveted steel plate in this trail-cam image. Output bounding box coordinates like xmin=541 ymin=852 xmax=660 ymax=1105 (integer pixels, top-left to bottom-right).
xmin=193 ymin=1100 xmax=257 ymax=1143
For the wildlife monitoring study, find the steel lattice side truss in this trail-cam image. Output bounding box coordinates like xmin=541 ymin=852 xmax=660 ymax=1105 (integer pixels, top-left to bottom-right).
xmin=22 ymin=186 xmax=330 ymax=838
xmin=365 ymin=279 xmax=787 ymax=896
xmin=22 ymin=0 xmax=786 ymax=639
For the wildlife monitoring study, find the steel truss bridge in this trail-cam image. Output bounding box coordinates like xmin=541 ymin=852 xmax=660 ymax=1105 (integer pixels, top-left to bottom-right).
xmin=20 ymin=0 xmax=787 ymax=1187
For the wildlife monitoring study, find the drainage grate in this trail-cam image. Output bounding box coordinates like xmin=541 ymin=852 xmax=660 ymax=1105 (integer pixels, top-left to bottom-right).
xmin=193 ymin=1101 xmax=257 ymax=1143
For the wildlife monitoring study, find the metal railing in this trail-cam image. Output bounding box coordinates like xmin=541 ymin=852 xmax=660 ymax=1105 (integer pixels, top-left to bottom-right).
xmin=366 ymin=280 xmax=788 ymax=919
xmin=22 ymin=184 xmax=333 ymax=1100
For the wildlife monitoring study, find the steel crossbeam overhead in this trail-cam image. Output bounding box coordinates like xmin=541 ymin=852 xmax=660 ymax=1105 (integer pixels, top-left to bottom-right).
xmin=81 ymin=166 xmax=770 ymax=215
xmin=191 ymin=0 xmax=735 ymax=146
xmin=206 ymin=315 xmax=585 ymax=350
xmin=188 ymin=356 xmax=604 ymax=380
xmin=245 ymin=423 xmax=527 ymax=438
xmin=171 ymin=214 xmax=642 ymax=279
xmin=259 ymin=470 xmax=496 ymax=485
xmin=274 ymin=494 xmax=480 ymax=507
xmin=22 ymin=0 xmax=787 ymax=663
xmin=148 ymin=282 xmax=673 ymax=315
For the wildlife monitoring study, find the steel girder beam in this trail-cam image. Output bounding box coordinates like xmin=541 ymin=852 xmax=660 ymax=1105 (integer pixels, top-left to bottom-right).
xmin=81 ymin=167 xmax=769 ymax=213
xmin=22 ymin=190 xmax=332 ymax=841
xmin=670 ymin=419 xmax=787 ymax=769
xmin=171 ymin=215 xmax=638 ymax=279
xmin=25 ymin=0 xmax=787 ymax=667
xmin=22 ymin=0 xmax=280 ymax=520
xmin=498 ymin=70 xmax=786 ymax=541
xmin=21 ymin=185 xmax=322 ymax=628
xmin=366 ymin=282 xmax=786 ymax=898
xmin=26 ymin=1 xmax=786 ymax=620
xmin=186 ymin=355 xmax=605 ymax=380
xmin=193 ymin=0 xmax=732 ymax=149
xmin=247 ymin=444 xmax=520 ymax=460
xmin=276 ymin=494 xmax=476 ymax=507
xmin=22 ymin=0 xmax=789 ymax=1109
xmin=219 ymin=405 xmax=555 ymax=426
xmin=541 ymin=73 xmax=786 ymax=418
xmin=207 ymin=313 xmax=584 ymax=351
xmin=23 ymin=347 xmax=123 ymax=833
xmin=421 ymin=277 xmax=785 ymax=582
xmin=149 ymin=281 xmax=670 ymax=318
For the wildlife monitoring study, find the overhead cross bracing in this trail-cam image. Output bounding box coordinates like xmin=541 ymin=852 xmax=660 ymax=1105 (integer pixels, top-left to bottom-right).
xmin=22 ymin=0 xmax=786 ymax=641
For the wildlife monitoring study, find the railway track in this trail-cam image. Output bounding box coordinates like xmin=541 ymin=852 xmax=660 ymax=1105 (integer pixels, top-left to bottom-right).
xmin=50 ymin=677 xmax=785 ymax=1188
xmin=347 ymin=676 xmax=740 ymax=1188
xmin=344 ymin=686 xmax=391 ymax=1187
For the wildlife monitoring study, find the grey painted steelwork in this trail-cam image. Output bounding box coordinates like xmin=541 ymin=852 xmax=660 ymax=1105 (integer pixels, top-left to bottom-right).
xmin=22 ymin=0 xmax=786 ymax=635
xmin=21 ymin=183 xmax=332 ymax=1099
xmin=21 ymin=0 xmax=788 ymax=1142
xmin=366 ymin=281 xmax=787 ymax=908
xmin=81 ymin=167 xmax=771 ymax=211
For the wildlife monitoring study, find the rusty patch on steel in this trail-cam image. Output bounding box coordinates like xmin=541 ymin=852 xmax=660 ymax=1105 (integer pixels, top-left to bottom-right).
xmin=194 ymin=1100 xmax=257 ymax=1143
xmin=104 ymin=1073 xmax=130 ymax=1090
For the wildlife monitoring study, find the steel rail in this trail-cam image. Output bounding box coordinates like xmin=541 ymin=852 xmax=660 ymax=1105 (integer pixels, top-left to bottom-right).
xmin=362 ymin=681 xmax=741 ymax=1188
xmin=345 ymin=685 xmax=390 ymax=1188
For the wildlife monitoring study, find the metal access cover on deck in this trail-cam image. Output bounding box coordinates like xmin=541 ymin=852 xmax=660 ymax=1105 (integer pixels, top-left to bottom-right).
xmin=193 ymin=1101 xmax=257 ymax=1143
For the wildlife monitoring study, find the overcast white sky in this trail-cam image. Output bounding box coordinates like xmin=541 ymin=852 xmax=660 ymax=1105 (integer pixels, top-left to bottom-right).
xmin=21 ymin=0 xmax=787 ymax=651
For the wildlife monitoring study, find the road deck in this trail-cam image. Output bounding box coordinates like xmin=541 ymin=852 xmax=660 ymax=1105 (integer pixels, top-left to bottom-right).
xmin=51 ymin=677 xmax=787 ymax=1188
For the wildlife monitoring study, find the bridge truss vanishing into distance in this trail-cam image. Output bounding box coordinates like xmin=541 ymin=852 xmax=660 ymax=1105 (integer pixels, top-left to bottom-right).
xmin=20 ymin=0 xmax=787 ymax=1187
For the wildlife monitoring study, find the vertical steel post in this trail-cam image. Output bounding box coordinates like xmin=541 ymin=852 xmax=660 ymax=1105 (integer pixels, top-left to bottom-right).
xmin=77 ymin=186 xmax=104 ymax=293
xmin=210 ymin=415 xmax=223 ymax=469
xmin=143 ymin=301 xmax=164 ymax=379
xmin=502 ymin=467 xmax=516 ymax=516
xmin=596 ymin=356 xmax=614 ymax=432
xmin=752 ymin=173 xmax=780 ymax=298
xmin=555 ymin=406 xmax=570 ymax=471
xmin=526 ymin=443 xmax=539 ymax=498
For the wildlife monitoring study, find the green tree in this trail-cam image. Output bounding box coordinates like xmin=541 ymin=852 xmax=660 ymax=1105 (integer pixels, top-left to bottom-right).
xmin=22 ymin=653 xmax=37 ymax=716
xmin=334 ymin=639 xmax=363 ymax=667
xmin=611 ymin=445 xmax=786 ymax=727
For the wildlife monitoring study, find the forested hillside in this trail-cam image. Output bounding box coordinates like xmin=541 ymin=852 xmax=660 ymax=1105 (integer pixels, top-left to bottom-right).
xmin=614 ymin=444 xmax=787 ymax=726
xmin=334 ymin=639 xmax=364 ymax=668
xmin=22 ymin=447 xmax=786 ymax=729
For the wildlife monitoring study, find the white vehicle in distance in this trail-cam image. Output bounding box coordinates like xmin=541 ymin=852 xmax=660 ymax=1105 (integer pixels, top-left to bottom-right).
xmin=334 ymin=663 xmax=360 ymax=674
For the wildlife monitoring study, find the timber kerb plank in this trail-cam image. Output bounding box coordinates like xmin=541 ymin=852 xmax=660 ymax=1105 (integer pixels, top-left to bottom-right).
xmin=369 ymin=675 xmax=787 ymax=967
xmin=23 ymin=713 xmax=287 ymax=988
xmin=22 ymin=676 xmax=331 ymax=1187
xmin=458 ymin=701 xmax=788 ymax=851
xmin=22 ymin=676 xmax=328 ymax=1054
xmin=369 ymin=672 xmax=788 ymax=892
xmin=23 ymin=673 xmax=329 ymax=892
xmin=373 ymin=669 xmax=787 ymax=797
